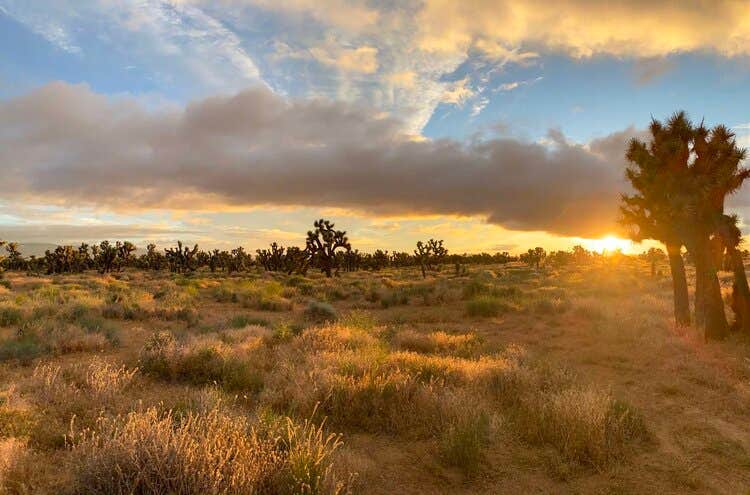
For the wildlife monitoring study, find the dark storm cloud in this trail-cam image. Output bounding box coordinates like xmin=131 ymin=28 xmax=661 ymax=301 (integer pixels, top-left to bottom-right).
xmin=0 ymin=82 xmax=640 ymax=237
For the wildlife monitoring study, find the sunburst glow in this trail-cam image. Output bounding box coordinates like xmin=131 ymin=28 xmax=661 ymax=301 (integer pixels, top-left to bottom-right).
xmin=584 ymin=235 xmax=633 ymax=254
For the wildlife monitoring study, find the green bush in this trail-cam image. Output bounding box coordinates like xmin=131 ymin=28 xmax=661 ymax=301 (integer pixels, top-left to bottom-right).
xmin=139 ymin=334 xmax=263 ymax=394
xmin=441 ymin=411 xmax=490 ymax=475
xmin=77 ymin=315 xmax=121 ymax=346
xmin=0 ymin=334 xmax=45 ymax=364
xmin=0 ymin=306 xmax=23 ymax=326
xmin=379 ymin=290 xmax=409 ymax=308
xmin=228 ymin=315 xmax=270 ymax=329
xmin=466 ymin=296 xmax=513 ymax=317
xmin=304 ymin=301 xmax=338 ymax=324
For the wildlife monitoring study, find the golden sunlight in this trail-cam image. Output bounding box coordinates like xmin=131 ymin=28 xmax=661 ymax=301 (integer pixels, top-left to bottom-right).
xmin=584 ymin=235 xmax=633 ymax=254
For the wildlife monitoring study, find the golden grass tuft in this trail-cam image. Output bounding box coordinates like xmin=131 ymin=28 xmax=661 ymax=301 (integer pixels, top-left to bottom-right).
xmin=67 ymin=406 xmax=351 ymax=495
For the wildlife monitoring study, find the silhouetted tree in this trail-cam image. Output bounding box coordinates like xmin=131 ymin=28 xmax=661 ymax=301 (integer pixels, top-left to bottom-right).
xmin=306 ymin=219 xmax=350 ymax=277
xmin=520 ymin=247 xmax=546 ymax=269
xmin=165 ymin=241 xmax=199 ymax=273
xmin=642 ymin=247 xmax=666 ymax=277
xmin=621 ymin=113 xmax=695 ymax=327
xmin=622 ymin=112 xmax=749 ymax=338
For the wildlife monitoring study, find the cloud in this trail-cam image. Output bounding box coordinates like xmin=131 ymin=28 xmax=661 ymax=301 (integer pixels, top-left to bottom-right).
xmin=191 ymin=0 xmax=379 ymax=32
xmin=441 ymin=76 xmax=475 ymax=105
xmin=416 ymin=0 xmax=750 ymax=58
xmin=0 ymin=224 xmax=200 ymax=244
xmin=632 ymin=57 xmax=676 ymax=85
xmin=1 ymin=0 xmax=262 ymax=93
xmin=309 ymin=40 xmax=379 ymax=74
xmin=0 ymin=82 xmax=642 ymax=237
xmin=386 ymin=71 xmax=417 ymax=89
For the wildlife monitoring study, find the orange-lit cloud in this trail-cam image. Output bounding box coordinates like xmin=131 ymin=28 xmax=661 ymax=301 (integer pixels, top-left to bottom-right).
xmin=417 ymin=0 xmax=750 ymax=58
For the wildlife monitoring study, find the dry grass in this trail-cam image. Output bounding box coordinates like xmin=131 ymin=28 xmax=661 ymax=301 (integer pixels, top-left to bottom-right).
xmin=67 ymin=406 xmax=350 ymax=495
xmin=0 ymin=259 xmax=744 ymax=493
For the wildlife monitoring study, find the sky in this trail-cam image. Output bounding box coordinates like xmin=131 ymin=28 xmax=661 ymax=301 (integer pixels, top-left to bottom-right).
xmin=1 ymin=0 xmax=750 ymax=254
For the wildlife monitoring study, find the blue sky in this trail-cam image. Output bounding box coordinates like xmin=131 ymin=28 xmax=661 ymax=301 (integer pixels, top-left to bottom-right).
xmin=1 ymin=0 xmax=750 ymax=253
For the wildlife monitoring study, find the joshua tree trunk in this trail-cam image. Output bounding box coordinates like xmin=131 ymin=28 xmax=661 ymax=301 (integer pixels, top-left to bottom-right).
xmin=728 ymin=247 xmax=750 ymax=334
xmin=666 ymin=244 xmax=690 ymax=326
xmin=693 ymin=240 xmax=728 ymax=340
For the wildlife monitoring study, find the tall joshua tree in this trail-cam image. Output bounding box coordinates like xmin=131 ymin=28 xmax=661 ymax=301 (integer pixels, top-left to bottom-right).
xmin=306 ymin=219 xmax=350 ymax=277
xmin=718 ymin=214 xmax=750 ymax=334
xmin=621 ymin=113 xmax=694 ymax=327
xmin=622 ymin=112 xmax=749 ymax=338
xmin=689 ymin=123 xmax=749 ymax=338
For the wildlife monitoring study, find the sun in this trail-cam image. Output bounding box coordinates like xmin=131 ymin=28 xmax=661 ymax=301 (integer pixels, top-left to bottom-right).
xmin=585 ymin=235 xmax=632 ymax=254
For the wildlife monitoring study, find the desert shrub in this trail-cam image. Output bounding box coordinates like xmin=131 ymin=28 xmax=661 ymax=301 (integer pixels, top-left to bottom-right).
xmin=67 ymin=407 xmax=350 ymax=495
xmin=379 ymin=290 xmax=409 ymax=308
xmin=440 ymin=410 xmax=490 ymax=475
xmin=217 ymin=281 xmax=293 ymax=312
xmin=75 ymin=315 xmax=121 ymax=345
xmin=0 ymin=438 xmax=34 ymax=493
xmin=271 ymin=322 xmax=305 ymax=342
xmin=245 ymin=296 xmax=293 ymax=312
xmin=0 ymin=407 xmax=38 ymax=439
xmin=0 ymin=335 xmax=45 ymax=364
xmin=364 ymin=287 xmax=380 ymax=303
xmin=229 ymin=315 xmax=270 ymax=329
xmin=212 ymin=285 xmax=238 ymax=303
xmin=0 ymin=306 xmax=23 ymax=327
xmin=338 ymin=310 xmax=376 ymax=330
xmin=305 ymin=301 xmax=338 ymax=324
xmin=391 ymin=329 xmax=482 ymax=357
xmin=485 ymin=354 xmax=647 ymax=468
xmin=462 ymin=279 xmax=490 ymax=299
xmin=326 ymin=288 xmax=349 ymax=301
xmin=514 ymin=387 xmax=647 ymax=468
xmin=61 ymin=302 xmax=93 ymax=322
xmin=466 ymin=296 xmax=514 ymax=317
xmin=299 ymin=324 xmax=379 ymax=352
xmin=462 ymin=281 xmax=521 ymax=300
xmin=139 ymin=333 xmax=263 ymax=394
xmin=101 ymin=301 xmax=149 ymax=320
xmin=138 ymin=331 xmax=177 ymax=379
xmin=532 ymin=295 xmax=571 ymax=315
xmin=318 ymin=370 xmax=448 ymax=435
xmin=82 ymin=360 xmax=139 ymax=401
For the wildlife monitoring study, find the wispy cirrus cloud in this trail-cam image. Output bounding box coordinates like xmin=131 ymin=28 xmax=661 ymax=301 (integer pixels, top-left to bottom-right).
xmin=0 ymin=0 xmax=263 ymax=95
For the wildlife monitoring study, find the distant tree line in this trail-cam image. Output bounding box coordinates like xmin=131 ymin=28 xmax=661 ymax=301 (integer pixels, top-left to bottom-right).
xmin=0 ymin=220 xmax=523 ymax=279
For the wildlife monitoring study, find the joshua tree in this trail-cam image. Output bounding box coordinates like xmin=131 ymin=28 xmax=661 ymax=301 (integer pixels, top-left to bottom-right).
xmin=256 ymin=243 xmax=287 ymax=272
xmin=116 ymin=241 xmax=136 ymax=271
xmin=371 ymin=249 xmax=390 ymax=271
xmin=621 ymin=113 xmax=696 ymax=327
xmin=621 ymin=112 xmax=749 ymax=338
xmin=520 ymin=247 xmax=546 ymax=269
xmin=414 ymin=239 xmax=448 ymax=278
xmin=96 ymin=241 xmax=119 ymax=274
xmin=643 ymin=247 xmax=666 ymax=277
xmin=0 ymin=241 xmax=6 ymax=275
xmin=142 ymin=244 xmax=165 ymax=270
xmin=716 ymin=214 xmax=750 ymax=334
xmin=5 ymin=242 xmax=25 ymax=271
xmin=683 ymin=122 xmax=747 ymax=338
xmin=165 ymin=241 xmax=199 ymax=273
xmin=306 ymin=219 xmax=350 ymax=277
